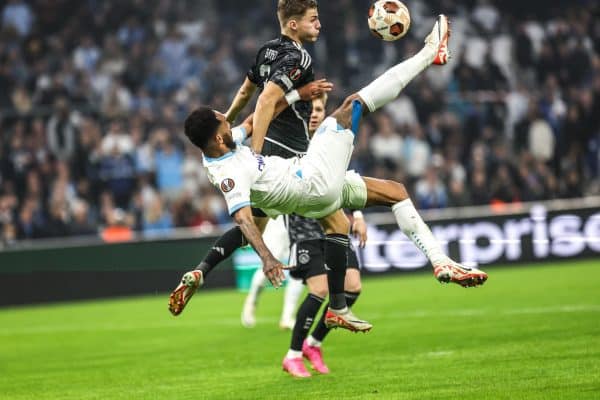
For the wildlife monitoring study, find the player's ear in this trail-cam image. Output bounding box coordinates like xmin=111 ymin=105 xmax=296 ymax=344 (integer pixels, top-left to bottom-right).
xmin=288 ymin=19 xmax=298 ymax=31
xmin=214 ymin=132 xmax=223 ymax=145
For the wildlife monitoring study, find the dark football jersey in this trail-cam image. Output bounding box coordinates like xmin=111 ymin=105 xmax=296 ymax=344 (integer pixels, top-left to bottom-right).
xmin=247 ymin=35 xmax=314 ymax=155
xmin=285 ymin=214 xmax=325 ymax=243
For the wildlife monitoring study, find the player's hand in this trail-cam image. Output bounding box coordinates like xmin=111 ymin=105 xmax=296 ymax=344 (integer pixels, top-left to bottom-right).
xmin=352 ymin=216 xmax=368 ymax=248
xmin=263 ymin=258 xmax=286 ymax=288
xmin=298 ymin=79 xmax=334 ymax=101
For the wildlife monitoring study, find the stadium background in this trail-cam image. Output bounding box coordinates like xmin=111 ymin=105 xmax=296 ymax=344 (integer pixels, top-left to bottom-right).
xmin=0 ymin=0 xmax=598 ymax=246
xmin=0 ymin=1 xmax=598 ymax=399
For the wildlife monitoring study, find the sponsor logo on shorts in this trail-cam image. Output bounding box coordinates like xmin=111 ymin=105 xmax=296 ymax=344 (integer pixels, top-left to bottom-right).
xmin=220 ymin=178 xmax=235 ymax=193
xmin=298 ymin=249 xmax=311 ymax=264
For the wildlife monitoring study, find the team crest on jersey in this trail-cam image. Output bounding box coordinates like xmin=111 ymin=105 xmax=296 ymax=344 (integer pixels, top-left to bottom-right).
xmin=288 ymin=67 xmax=302 ymax=81
xmin=220 ymin=178 xmax=235 ymax=192
xmin=298 ymin=249 xmax=311 ymax=264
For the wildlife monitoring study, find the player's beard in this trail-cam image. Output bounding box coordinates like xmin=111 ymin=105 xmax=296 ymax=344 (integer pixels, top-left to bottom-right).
xmin=224 ymin=134 xmax=236 ymax=150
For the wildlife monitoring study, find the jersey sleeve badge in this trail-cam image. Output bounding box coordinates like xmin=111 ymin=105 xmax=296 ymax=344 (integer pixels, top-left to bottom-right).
xmin=220 ymin=178 xmax=236 ymax=193
xmin=289 ymin=67 xmax=302 ymax=81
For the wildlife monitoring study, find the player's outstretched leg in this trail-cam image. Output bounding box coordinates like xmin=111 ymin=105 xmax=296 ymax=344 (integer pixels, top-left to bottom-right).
xmin=168 ymin=270 xmax=204 ymax=316
xmin=356 ymin=14 xmax=450 ymax=115
xmin=362 ymin=177 xmax=487 ymax=287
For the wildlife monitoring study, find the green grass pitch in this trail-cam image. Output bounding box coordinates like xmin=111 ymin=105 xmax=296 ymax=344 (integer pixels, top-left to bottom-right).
xmin=1 ymin=260 xmax=599 ymax=400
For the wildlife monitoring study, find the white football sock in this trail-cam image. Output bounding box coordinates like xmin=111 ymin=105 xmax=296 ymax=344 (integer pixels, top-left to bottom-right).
xmin=246 ymin=267 xmax=266 ymax=307
xmin=286 ymin=349 xmax=302 ymax=359
xmin=281 ymin=277 xmax=304 ymax=323
xmin=392 ymin=199 xmax=447 ymax=266
xmin=306 ymin=335 xmax=322 ymax=348
xmin=358 ymin=46 xmax=436 ymax=112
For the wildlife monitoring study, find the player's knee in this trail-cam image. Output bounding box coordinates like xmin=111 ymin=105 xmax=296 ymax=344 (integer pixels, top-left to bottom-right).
xmin=380 ymin=179 xmax=408 ymax=202
xmin=345 ymin=280 xmax=361 ymax=293
xmin=390 ymin=180 xmax=409 ymax=200
xmin=308 ymin=277 xmax=329 ymax=298
xmin=331 ymin=94 xmax=362 ymax=129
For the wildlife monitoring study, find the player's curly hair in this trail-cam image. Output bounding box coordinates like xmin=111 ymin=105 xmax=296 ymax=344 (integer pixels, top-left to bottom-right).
xmin=184 ymin=107 xmax=221 ymax=150
xmin=277 ymin=0 xmax=318 ymax=25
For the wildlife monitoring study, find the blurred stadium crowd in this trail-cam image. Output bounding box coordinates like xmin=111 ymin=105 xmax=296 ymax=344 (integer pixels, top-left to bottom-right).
xmin=0 ymin=0 xmax=598 ymax=245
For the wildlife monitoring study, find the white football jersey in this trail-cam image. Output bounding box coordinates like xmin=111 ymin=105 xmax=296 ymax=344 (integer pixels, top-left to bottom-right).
xmin=202 ymin=126 xmax=307 ymax=217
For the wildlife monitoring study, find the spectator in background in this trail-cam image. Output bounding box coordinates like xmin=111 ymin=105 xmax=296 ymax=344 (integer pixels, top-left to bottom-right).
xmin=46 ymin=97 xmax=78 ymax=161
xmin=98 ymin=137 xmax=136 ymax=209
xmin=142 ymin=195 xmax=173 ymax=237
xmin=130 ymin=122 xmax=154 ymax=174
xmin=100 ymin=207 xmax=134 ymax=243
xmin=68 ymin=199 xmax=97 ymax=236
xmin=415 ymin=166 xmax=448 ymax=209
xmin=73 ymin=36 xmax=101 ymax=73
xmin=153 ymin=129 xmax=184 ymax=202
xmin=470 ymin=169 xmax=491 ymax=205
xmin=101 ymin=120 xmax=133 ymax=155
xmin=447 ymin=177 xmax=471 ymax=208
xmin=402 ymin=124 xmax=431 ymax=181
xmin=16 ymin=197 xmax=45 ymax=240
xmin=490 ymin=164 xmax=520 ymax=204
xmin=528 ymin=116 xmax=555 ymax=162
xmin=370 ymin=113 xmax=403 ymax=169
xmin=2 ymin=0 xmax=33 ymax=37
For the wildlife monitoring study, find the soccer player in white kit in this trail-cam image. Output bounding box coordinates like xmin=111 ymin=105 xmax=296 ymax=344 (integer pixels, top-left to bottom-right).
xmin=170 ymin=15 xmax=488 ymax=332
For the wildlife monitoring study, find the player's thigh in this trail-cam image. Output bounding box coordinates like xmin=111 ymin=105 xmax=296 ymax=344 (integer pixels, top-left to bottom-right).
xmin=301 ymin=118 xmax=354 ymax=205
xmin=305 ymin=274 xmax=328 ymax=299
xmin=318 ymin=209 xmax=350 ymax=235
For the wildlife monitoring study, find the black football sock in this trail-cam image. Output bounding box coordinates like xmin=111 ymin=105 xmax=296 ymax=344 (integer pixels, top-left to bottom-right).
xmin=290 ymin=293 xmax=325 ymax=351
xmin=311 ymin=291 xmax=361 ymax=342
xmin=324 ymin=234 xmax=349 ymax=310
xmin=195 ymin=226 xmax=247 ymax=278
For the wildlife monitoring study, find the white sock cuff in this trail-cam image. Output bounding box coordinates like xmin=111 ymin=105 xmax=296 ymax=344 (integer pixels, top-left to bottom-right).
xmin=357 ymin=88 xmax=377 ymax=113
xmin=286 ymin=349 xmax=302 ymax=359
xmin=392 ymin=198 xmax=414 ymax=213
xmin=307 ymin=335 xmax=322 ymax=347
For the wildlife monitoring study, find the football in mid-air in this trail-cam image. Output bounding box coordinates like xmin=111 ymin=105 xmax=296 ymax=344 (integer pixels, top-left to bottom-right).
xmin=368 ymin=0 xmax=411 ymax=41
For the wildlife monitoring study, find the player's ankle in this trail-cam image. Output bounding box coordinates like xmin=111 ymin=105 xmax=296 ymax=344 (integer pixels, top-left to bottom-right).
xmin=329 ymin=306 xmax=348 ymax=314
xmin=286 ymin=349 xmax=302 ymax=359
xmin=306 ymin=336 xmax=322 ymax=347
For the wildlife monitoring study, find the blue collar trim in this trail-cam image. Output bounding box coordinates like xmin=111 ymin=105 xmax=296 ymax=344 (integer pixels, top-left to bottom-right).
xmin=204 ymin=151 xmax=234 ymax=163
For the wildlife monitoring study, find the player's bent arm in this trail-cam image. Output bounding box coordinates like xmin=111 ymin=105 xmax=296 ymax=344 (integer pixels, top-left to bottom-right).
xmin=240 ymin=80 xmax=332 ymax=137
xmin=251 ymin=82 xmax=285 ymax=153
xmin=239 ymin=95 xmax=302 ymax=137
xmin=225 ymin=78 xmax=257 ymax=123
xmin=232 ymin=206 xmax=285 ymax=287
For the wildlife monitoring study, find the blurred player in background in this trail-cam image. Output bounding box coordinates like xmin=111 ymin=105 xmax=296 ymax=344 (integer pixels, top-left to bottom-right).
xmin=239 ymin=214 xmax=300 ymax=330
xmin=281 ymin=94 xmax=368 ymax=377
